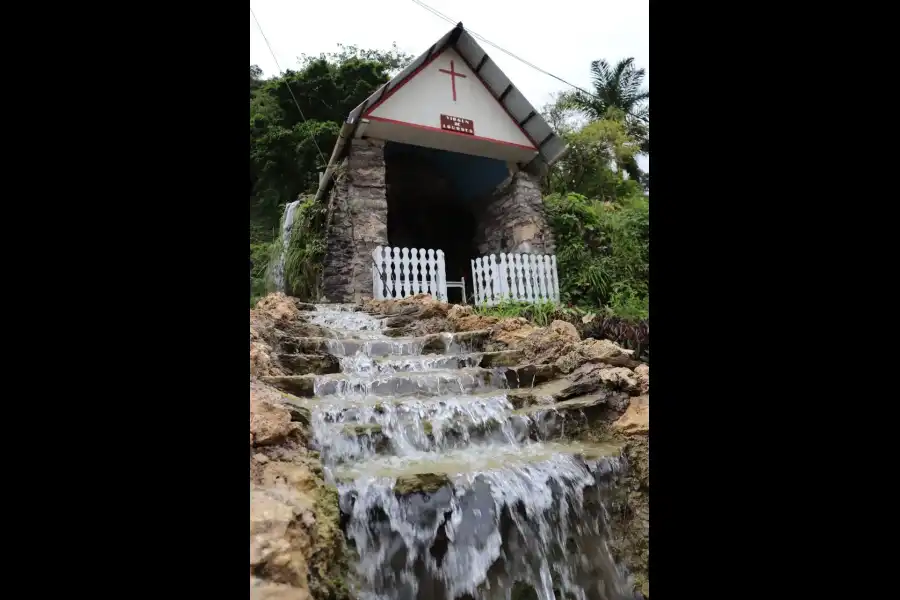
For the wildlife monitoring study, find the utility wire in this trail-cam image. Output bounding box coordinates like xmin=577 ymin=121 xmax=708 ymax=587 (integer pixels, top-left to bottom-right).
xmin=250 ymin=6 xmax=330 ymax=169
xmin=409 ymin=0 xmax=604 ymax=102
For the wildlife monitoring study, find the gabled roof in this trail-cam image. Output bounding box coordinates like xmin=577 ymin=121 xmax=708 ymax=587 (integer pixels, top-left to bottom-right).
xmin=313 ymin=23 xmax=566 ymax=204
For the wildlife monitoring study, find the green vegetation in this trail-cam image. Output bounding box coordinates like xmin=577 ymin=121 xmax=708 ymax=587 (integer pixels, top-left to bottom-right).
xmin=250 ymin=46 xmax=414 ymax=302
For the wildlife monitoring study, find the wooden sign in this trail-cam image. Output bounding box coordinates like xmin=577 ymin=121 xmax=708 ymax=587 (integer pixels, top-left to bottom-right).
xmin=440 ymin=114 xmax=475 ymax=135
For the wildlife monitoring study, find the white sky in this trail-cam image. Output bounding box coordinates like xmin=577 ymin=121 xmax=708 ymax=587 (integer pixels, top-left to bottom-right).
xmin=250 ymin=0 xmax=649 ymax=171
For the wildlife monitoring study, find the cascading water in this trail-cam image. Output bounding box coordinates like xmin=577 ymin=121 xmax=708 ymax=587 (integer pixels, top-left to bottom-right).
xmin=273 ymin=199 xmax=301 ymax=293
xmin=297 ymin=304 xmax=637 ymax=600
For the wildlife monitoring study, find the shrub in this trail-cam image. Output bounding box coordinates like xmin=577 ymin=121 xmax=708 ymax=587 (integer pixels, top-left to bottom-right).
xmin=543 ymin=192 xmax=648 ymax=319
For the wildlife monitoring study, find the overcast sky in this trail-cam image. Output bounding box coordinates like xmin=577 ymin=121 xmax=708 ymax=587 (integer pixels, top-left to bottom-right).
xmin=250 ymin=0 xmax=649 ymax=170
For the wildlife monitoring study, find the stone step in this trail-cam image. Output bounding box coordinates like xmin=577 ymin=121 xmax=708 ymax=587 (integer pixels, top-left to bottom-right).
xmin=264 ymin=367 xmax=504 ymax=399
xmin=276 ymin=330 xmax=492 ymax=357
xmin=333 ymin=440 xmax=623 ymax=493
xmin=314 ymin=404 xmax=533 ymax=464
xmin=338 ymin=349 xmax=524 ymax=374
xmin=264 ymin=360 xmax=559 ymax=399
xmin=277 ymin=353 xmax=341 ymax=375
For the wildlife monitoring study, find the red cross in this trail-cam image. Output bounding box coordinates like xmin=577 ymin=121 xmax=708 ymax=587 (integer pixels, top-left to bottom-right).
xmin=438 ymin=60 xmax=467 ymax=102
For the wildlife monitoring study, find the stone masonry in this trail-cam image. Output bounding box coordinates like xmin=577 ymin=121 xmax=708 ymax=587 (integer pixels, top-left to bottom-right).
xmin=473 ymin=170 xmax=555 ymax=256
xmin=322 ymin=139 xmax=388 ymax=303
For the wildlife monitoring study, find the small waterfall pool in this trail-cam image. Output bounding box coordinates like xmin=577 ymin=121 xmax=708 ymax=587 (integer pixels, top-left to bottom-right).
xmin=300 ymin=304 xmax=636 ymax=600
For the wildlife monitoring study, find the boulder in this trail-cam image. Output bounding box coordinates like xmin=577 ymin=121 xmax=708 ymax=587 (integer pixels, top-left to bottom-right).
xmin=255 ymin=293 xmax=302 ymax=323
xmin=555 ymin=338 xmax=638 ymax=374
xmin=489 ymin=317 xmax=537 ymax=347
xmin=516 ymin=319 xmax=581 ymax=364
xmin=613 ymin=395 xmax=649 ymax=436
xmin=448 ymin=305 xmax=499 ymax=332
xmin=560 ymin=363 xmax=640 ymax=398
xmin=634 ymin=364 xmax=650 ymax=394
xmin=250 ymin=381 xmax=301 ymax=446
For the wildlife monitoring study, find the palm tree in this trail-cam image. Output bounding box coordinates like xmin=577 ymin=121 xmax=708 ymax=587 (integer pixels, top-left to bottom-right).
xmin=566 ymin=58 xmax=649 ymax=180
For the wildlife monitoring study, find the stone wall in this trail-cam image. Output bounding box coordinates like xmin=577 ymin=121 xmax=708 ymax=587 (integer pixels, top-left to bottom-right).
xmin=322 ymin=139 xmax=388 ymax=303
xmin=473 ymin=169 xmax=555 ymax=257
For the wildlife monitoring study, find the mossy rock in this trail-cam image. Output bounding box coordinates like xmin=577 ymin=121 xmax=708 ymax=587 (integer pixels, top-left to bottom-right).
xmin=393 ymin=473 xmax=451 ymax=496
xmin=341 ymin=423 xmax=383 ymax=436
xmin=422 ymin=420 xmax=433 ymax=436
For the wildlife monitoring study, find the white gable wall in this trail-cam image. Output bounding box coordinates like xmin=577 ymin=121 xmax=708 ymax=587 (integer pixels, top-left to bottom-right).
xmin=366 ymin=48 xmax=536 ymax=151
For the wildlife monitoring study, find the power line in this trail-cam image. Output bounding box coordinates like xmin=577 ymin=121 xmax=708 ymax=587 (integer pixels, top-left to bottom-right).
xmin=409 ymin=0 xmax=603 ymax=102
xmin=250 ymin=6 xmax=329 ymax=169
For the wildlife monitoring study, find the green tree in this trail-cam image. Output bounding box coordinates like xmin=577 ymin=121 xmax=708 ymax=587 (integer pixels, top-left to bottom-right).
xmin=249 ymin=45 xmax=414 ymax=240
xmin=562 ymin=58 xmax=649 ymax=179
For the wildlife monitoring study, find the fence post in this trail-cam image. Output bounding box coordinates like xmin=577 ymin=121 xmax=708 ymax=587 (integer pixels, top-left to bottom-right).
xmin=436 ymin=250 xmax=448 ymax=301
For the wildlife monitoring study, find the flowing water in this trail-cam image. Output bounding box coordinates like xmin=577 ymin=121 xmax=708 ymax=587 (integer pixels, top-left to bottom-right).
xmin=299 ymin=304 xmax=637 ymax=600
xmin=273 ymin=199 xmax=301 ymax=293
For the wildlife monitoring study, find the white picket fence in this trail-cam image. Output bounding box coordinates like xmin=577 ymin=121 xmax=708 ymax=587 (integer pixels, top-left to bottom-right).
xmin=471 ymin=253 xmax=560 ymax=306
xmin=372 ymin=246 xmax=448 ymax=301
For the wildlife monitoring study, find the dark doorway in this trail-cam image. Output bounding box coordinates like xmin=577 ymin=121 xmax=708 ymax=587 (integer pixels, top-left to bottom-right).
xmin=384 ymin=142 xmax=508 ymax=297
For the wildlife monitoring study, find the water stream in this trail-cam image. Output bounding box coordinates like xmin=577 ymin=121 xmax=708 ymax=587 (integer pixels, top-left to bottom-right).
xmin=301 ymin=304 xmax=636 ymax=600
xmin=273 ymin=199 xmax=301 ymax=293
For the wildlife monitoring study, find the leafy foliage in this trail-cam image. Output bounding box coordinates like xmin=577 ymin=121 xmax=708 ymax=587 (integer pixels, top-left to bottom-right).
xmin=544 ymin=192 xmax=648 ymax=319
xmin=249 ymin=45 xmax=414 ymax=240
xmin=559 ymin=58 xmax=649 ymax=179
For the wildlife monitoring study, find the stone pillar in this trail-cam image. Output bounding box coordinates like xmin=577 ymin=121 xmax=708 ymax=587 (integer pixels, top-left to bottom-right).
xmin=474 ymin=170 xmax=555 ymax=257
xmin=321 ymin=139 xmax=388 ymax=303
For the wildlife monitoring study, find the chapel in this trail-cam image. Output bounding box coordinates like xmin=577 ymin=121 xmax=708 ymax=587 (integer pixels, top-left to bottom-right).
xmin=314 ymin=22 xmax=566 ymax=303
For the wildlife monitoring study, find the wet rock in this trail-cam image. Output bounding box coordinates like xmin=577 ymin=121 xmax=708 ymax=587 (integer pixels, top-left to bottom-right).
xmin=451 ymin=329 xmax=492 ymax=350
xmin=555 ymin=338 xmax=639 ymax=374
xmin=606 ymin=438 xmax=649 ymax=599
xmin=275 ymin=336 xmax=327 ymax=355
xmin=278 ymin=353 xmax=340 ymax=375
xmin=291 ymin=300 xmax=317 ymax=312
xmin=262 ymin=375 xmax=316 ymax=398
xmin=381 ymin=327 xmax=407 ymax=338
xmin=341 ymin=423 xmax=390 ymax=453
xmin=503 ymin=363 xmax=559 ymax=388
xmin=477 ymin=350 xmax=524 ymax=368
xmin=507 ymin=378 xmax=570 ymax=408
xmin=254 ymin=453 xmax=270 ymax=464
xmin=276 ymin=321 xmax=330 ymax=340
xmin=613 ymin=395 xmax=649 ymax=436
xmin=394 ymin=473 xmax=452 ymax=496
xmin=283 ymin=403 xmax=311 ymax=426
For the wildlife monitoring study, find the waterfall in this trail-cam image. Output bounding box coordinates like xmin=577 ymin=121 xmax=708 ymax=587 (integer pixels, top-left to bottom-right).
xmin=273 ymin=199 xmax=301 ymax=293
xmin=290 ymin=304 xmax=637 ymax=600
